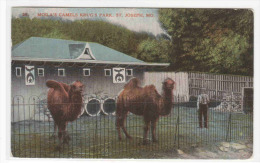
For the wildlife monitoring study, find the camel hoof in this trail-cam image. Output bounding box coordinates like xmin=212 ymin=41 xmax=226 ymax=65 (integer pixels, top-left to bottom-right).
xmin=55 ymin=145 xmax=61 ymax=151
xmin=63 ymin=138 xmax=70 ymax=144
xmin=50 ymin=134 xmax=57 ymax=139
xmin=142 ymin=140 xmax=149 ymax=145
xmin=152 ymin=139 xmax=158 ymax=143
xmin=66 ymin=135 xmax=71 ymax=141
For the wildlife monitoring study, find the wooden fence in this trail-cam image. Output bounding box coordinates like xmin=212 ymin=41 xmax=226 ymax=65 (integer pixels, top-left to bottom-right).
xmin=188 ymin=72 xmax=253 ymax=100
xmin=144 ymin=71 xmax=253 ymax=102
xmin=144 ymin=72 xmax=189 ymax=101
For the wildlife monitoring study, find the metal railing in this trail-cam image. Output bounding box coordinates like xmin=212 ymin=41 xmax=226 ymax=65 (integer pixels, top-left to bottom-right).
xmin=11 ymin=94 xmax=253 ymax=158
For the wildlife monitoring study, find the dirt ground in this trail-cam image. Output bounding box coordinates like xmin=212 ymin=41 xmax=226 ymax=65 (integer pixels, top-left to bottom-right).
xmin=11 ymin=106 xmax=253 ymax=158
xmin=132 ymin=139 xmax=253 ymax=159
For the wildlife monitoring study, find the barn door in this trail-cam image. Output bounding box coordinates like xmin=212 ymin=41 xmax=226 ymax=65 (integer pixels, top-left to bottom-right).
xmin=242 ymin=87 xmax=253 ymax=113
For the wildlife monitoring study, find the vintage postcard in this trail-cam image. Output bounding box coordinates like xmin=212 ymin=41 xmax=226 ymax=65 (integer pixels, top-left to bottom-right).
xmin=10 ymin=7 xmax=253 ymax=159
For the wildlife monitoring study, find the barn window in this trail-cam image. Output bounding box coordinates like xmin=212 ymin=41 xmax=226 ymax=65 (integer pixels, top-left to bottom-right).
xmin=104 ymin=69 xmax=111 ymax=76
xmin=84 ymin=48 xmax=90 ymax=55
xmin=83 ymin=68 xmax=90 ymax=76
xmin=15 ymin=67 xmax=22 ymax=77
xmin=38 ymin=68 xmax=44 ymax=77
xmin=126 ymin=69 xmax=133 ymax=76
xmin=58 ymin=68 xmax=65 ymax=76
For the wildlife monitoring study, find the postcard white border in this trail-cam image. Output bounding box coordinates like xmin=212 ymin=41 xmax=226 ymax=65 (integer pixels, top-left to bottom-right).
xmin=2 ymin=0 xmax=260 ymax=163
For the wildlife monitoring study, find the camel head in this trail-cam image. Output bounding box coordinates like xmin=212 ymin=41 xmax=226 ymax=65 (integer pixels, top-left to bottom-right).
xmin=70 ymin=81 xmax=84 ymax=94
xmin=162 ymin=78 xmax=175 ymax=91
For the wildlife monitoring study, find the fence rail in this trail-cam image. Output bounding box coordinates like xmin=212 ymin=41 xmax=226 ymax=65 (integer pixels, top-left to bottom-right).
xmin=188 ymin=72 xmax=253 ymax=99
xmin=144 ymin=72 xmax=189 ymax=101
xmin=11 ymin=94 xmax=253 ymax=158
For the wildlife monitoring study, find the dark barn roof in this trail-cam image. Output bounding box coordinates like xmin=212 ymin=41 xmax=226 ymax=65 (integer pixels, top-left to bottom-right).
xmin=12 ymin=37 xmax=169 ymax=67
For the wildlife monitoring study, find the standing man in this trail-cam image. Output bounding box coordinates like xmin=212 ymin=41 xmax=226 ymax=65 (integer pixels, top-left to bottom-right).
xmin=197 ymin=88 xmax=210 ymax=128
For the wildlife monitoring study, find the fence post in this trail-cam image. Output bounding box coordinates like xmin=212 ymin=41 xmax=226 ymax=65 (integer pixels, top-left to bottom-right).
xmin=230 ymin=93 xmax=232 ymax=140
xmin=33 ymin=97 xmax=37 ymax=157
xmin=215 ymin=75 xmax=218 ymax=103
xmin=174 ymin=94 xmax=180 ymax=149
xmin=226 ymin=93 xmax=232 ymax=141
xmin=17 ymin=97 xmax=20 ymax=157
xmin=12 ymin=97 xmax=15 ymax=157
xmin=177 ymin=94 xmax=180 ymax=149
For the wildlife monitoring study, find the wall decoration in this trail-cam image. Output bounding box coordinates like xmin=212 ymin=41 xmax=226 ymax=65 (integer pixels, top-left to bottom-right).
xmin=113 ymin=67 xmax=125 ymax=83
xmin=25 ymin=65 xmax=35 ymax=85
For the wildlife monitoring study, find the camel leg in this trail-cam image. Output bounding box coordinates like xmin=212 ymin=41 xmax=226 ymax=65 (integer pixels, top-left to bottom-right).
xmin=116 ymin=101 xmax=125 ymax=141
xmin=143 ymin=119 xmax=151 ymax=145
xmin=121 ymin=111 xmax=132 ymax=139
xmin=51 ymin=122 xmax=57 ymax=138
xmin=151 ymin=117 xmax=159 ymax=143
xmin=56 ymin=125 xmax=64 ymax=151
xmin=55 ymin=123 xmax=67 ymax=151
xmin=116 ymin=111 xmax=123 ymax=141
xmin=63 ymin=122 xmax=70 ymax=144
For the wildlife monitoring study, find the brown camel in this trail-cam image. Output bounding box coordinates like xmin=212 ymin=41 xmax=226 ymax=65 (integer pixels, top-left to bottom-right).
xmin=116 ymin=77 xmax=175 ymax=144
xmin=46 ymin=80 xmax=84 ymax=149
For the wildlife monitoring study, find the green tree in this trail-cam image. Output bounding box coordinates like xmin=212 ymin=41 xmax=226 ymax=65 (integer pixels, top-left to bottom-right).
xmin=136 ymin=38 xmax=172 ymax=63
xmin=158 ymin=9 xmax=253 ymax=76
xmin=11 ymin=18 xmax=153 ymax=60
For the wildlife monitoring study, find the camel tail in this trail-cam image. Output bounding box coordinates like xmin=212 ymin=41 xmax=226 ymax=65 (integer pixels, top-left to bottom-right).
xmin=124 ymin=78 xmax=140 ymax=89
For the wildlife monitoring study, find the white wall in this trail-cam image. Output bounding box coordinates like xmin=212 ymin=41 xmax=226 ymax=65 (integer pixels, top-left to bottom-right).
xmin=143 ymin=72 xmax=189 ymax=102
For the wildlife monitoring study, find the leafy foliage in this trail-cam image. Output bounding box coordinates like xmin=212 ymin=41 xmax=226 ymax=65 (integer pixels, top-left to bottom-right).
xmin=135 ymin=38 xmax=171 ymax=63
xmin=12 ymin=9 xmax=253 ymax=76
xmin=158 ymin=9 xmax=253 ymax=76
xmin=11 ymin=18 xmax=152 ymax=61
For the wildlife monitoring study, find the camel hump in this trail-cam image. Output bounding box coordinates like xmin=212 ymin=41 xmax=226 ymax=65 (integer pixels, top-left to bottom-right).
xmin=60 ymin=82 xmax=70 ymax=92
xmin=46 ymin=80 xmax=63 ymax=90
xmin=144 ymin=84 xmax=157 ymax=91
xmin=147 ymin=84 xmax=156 ymax=89
xmin=124 ymin=78 xmax=140 ymax=89
xmin=145 ymin=85 xmax=161 ymax=97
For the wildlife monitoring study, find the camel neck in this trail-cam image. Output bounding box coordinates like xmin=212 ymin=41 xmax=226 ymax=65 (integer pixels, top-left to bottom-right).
xmin=66 ymin=92 xmax=83 ymax=121
xmin=160 ymin=88 xmax=173 ymax=116
xmin=163 ymin=89 xmax=173 ymax=100
xmin=68 ymin=90 xmax=73 ymax=102
xmin=68 ymin=90 xmax=82 ymax=103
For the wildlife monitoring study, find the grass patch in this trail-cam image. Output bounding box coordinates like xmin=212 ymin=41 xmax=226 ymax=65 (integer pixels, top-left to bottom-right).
xmin=11 ymin=106 xmax=253 ymax=158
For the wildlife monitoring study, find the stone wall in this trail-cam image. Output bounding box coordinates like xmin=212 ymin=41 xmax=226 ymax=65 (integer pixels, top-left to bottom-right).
xmin=211 ymin=92 xmax=243 ymax=112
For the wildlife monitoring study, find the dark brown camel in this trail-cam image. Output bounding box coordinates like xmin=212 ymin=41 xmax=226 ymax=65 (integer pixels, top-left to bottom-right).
xmin=46 ymin=80 xmax=84 ymax=149
xmin=116 ymin=77 xmax=175 ymax=144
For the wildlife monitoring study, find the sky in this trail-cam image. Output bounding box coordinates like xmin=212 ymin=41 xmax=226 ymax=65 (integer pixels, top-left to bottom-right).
xmin=12 ymin=8 xmax=166 ymax=36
